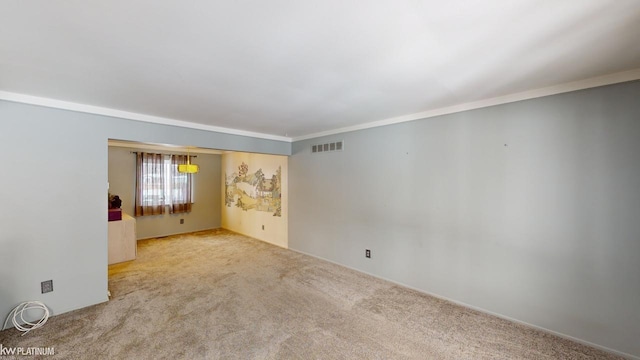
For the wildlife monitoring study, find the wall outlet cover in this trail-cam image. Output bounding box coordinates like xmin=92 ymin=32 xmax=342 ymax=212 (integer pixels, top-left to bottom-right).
xmin=41 ymin=280 xmax=53 ymax=293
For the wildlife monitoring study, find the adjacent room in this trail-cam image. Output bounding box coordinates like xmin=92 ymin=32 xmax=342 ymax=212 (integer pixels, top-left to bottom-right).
xmin=1 ymin=1 xmax=639 ymax=359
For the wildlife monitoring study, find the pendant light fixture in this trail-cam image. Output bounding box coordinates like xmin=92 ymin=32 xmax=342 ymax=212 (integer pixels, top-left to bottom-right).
xmin=178 ymin=148 xmax=199 ymax=174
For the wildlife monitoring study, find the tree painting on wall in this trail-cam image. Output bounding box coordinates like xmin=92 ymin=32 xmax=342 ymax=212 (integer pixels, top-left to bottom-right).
xmin=225 ymin=162 xmax=281 ymax=217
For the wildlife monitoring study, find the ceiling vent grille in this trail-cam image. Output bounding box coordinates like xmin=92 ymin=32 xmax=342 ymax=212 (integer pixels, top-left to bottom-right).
xmin=312 ymin=140 xmax=343 ymax=154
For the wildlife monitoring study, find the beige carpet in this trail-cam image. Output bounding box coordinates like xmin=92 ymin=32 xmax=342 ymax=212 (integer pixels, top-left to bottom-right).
xmin=0 ymin=229 xmax=621 ymax=359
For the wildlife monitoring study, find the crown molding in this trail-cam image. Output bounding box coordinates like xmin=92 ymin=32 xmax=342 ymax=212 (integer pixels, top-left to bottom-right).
xmin=2 ymin=68 xmax=639 ymax=144
xmin=0 ymin=91 xmax=292 ymax=143
xmin=293 ymin=68 xmax=640 ymax=142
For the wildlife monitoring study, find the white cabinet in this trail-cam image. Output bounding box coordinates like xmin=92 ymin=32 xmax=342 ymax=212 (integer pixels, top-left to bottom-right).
xmin=108 ymin=213 xmax=137 ymax=265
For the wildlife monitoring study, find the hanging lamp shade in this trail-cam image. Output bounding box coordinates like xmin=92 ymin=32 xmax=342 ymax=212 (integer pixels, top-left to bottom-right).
xmin=178 ymin=163 xmax=199 ymax=173
xmin=178 ymin=150 xmax=199 ymax=173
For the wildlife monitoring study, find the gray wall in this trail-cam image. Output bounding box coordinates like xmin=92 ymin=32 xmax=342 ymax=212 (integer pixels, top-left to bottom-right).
xmin=108 ymin=147 xmax=221 ymax=239
xmin=0 ymin=100 xmax=289 ymax=324
xmin=290 ymin=81 xmax=640 ymax=358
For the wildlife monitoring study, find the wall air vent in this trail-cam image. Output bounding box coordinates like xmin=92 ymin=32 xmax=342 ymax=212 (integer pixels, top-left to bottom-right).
xmin=312 ymin=140 xmax=343 ymax=154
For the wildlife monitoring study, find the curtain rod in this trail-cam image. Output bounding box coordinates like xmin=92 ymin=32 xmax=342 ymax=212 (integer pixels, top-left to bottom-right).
xmin=130 ymin=151 xmax=197 ymax=157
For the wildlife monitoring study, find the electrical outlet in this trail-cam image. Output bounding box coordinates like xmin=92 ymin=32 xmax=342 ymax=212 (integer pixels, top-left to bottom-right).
xmin=180 ymin=219 xmax=184 ymax=224
xmin=41 ymin=280 xmax=53 ymax=294
xmin=365 ymin=249 xmax=371 ymax=258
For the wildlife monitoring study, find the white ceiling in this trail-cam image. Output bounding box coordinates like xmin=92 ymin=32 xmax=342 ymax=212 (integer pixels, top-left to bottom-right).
xmin=107 ymin=139 xmax=223 ymax=155
xmin=1 ymin=1 xmax=640 ymax=140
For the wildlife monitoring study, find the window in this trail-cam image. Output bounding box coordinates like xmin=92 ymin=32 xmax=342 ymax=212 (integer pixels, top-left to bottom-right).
xmin=135 ymin=153 xmax=193 ymax=216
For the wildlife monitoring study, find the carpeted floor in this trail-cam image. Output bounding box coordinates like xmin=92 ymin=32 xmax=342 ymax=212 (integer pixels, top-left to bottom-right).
xmin=0 ymin=229 xmax=621 ymax=359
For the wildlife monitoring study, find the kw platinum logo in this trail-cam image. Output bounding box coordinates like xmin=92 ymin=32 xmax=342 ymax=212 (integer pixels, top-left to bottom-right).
xmin=0 ymin=344 xmax=55 ymax=356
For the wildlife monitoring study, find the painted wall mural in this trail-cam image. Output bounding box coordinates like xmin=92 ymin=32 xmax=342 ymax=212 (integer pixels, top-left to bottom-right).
xmin=225 ymin=162 xmax=282 ymax=216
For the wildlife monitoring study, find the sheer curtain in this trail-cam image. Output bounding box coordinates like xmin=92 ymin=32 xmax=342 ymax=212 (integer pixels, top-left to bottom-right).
xmin=135 ymin=153 xmax=165 ymax=216
xmin=170 ymin=155 xmax=193 ymax=214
